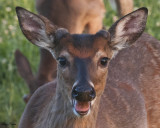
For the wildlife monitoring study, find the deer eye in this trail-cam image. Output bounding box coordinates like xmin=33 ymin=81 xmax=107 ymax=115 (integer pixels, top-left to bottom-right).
xmin=57 ymin=57 xmax=68 ymax=67
xmin=99 ymin=57 xmax=109 ymax=67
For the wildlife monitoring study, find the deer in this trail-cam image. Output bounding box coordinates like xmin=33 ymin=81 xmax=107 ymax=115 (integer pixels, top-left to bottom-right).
xmin=15 ymin=0 xmax=106 ymax=103
xmin=16 ymin=6 xmax=160 ymax=128
xmin=15 ymin=0 xmax=134 ymax=103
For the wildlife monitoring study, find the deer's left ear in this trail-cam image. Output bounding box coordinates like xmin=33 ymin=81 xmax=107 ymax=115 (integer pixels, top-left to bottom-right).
xmin=108 ymin=7 xmax=148 ymax=51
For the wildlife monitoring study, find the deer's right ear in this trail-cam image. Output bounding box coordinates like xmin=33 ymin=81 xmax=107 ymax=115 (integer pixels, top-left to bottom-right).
xmin=16 ymin=7 xmax=68 ymax=51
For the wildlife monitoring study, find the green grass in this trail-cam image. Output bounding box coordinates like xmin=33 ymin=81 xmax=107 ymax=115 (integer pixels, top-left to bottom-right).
xmin=0 ymin=0 xmax=38 ymax=127
xmin=0 ymin=0 xmax=160 ymax=127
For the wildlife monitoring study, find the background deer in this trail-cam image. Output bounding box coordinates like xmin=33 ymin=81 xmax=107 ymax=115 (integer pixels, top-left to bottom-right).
xmin=15 ymin=0 xmax=134 ymax=103
xmin=16 ymin=7 xmax=160 ymax=128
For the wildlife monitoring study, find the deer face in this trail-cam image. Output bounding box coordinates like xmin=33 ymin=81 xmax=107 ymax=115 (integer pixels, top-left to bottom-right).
xmin=52 ymin=31 xmax=112 ymax=116
xmin=16 ymin=7 xmax=148 ymax=116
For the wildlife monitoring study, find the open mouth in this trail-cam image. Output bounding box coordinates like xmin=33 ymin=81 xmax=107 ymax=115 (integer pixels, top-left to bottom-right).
xmin=72 ymin=99 xmax=91 ymax=116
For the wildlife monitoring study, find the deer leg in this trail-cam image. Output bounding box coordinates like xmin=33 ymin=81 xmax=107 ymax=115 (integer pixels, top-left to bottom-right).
xmin=115 ymin=0 xmax=134 ymax=17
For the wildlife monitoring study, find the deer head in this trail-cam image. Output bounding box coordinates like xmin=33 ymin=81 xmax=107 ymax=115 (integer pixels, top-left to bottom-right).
xmin=16 ymin=7 xmax=148 ymax=117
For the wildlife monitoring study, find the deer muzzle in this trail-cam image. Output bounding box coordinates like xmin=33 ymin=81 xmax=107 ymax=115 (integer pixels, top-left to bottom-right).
xmin=71 ymin=84 xmax=96 ymax=116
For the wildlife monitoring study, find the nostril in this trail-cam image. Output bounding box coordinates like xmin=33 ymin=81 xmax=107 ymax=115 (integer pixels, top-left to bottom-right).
xmin=90 ymin=90 xmax=96 ymax=99
xmin=72 ymin=87 xmax=79 ymax=98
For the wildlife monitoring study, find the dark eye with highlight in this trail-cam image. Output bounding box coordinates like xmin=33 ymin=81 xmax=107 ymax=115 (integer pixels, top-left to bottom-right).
xmin=57 ymin=57 xmax=68 ymax=67
xmin=99 ymin=57 xmax=109 ymax=67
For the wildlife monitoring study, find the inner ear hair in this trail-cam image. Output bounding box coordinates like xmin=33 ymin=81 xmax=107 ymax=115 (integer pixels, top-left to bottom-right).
xmin=108 ymin=7 xmax=148 ymax=50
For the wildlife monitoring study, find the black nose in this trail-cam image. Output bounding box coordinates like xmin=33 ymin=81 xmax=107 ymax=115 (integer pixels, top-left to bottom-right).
xmin=72 ymin=85 xmax=96 ymax=101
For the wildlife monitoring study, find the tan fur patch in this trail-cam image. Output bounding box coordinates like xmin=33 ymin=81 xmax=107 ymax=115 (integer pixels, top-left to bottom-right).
xmin=68 ymin=44 xmax=94 ymax=58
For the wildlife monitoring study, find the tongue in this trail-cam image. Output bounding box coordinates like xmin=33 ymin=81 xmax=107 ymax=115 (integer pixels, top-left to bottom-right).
xmin=75 ymin=101 xmax=90 ymax=112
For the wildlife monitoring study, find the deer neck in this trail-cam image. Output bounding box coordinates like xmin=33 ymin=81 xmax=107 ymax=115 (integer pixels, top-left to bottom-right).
xmin=40 ymin=80 xmax=102 ymax=128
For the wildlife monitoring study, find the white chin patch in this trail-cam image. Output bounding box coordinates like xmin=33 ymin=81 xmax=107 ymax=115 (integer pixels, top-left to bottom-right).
xmin=72 ymin=99 xmax=92 ymax=117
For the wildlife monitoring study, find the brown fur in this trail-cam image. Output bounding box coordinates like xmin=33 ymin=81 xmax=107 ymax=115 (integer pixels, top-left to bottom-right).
xmin=19 ymin=33 xmax=160 ymax=128
xmin=17 ymin=7 xmax=160 ymax=128
xmin=36 ymin=0 xmax=105 ymax=34
xmin=97 ymin=33 xmax=160 ymax=127
xmin=21 ymin=33 xmax=160 ymax=128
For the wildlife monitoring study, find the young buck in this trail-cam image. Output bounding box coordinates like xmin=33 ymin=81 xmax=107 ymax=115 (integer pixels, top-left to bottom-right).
xmin=15 ymin=0 xmax=106 ymax=103
xmin=15 ymin=0 xmax=135 ymax=103
xmin=15 ymin=0 xmax=135 ymax=104
xmin=16 ymin=7 xmax=160 ymax=127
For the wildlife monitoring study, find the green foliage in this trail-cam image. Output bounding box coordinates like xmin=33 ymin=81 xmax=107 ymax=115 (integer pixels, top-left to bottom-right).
xmin=0 ymin=0 xmax=160 ymax=127
xmin=0 ymin=0 xmax=38 ymax=127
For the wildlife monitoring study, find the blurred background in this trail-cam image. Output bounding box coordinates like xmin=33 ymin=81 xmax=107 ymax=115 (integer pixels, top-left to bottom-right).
xmin=0 ymin=0 xmax=160 ymax=127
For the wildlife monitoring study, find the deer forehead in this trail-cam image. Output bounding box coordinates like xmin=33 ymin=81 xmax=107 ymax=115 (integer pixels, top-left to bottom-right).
xmin=57 ymin=34 xmax=112 ymax=58
xmin=59 ymin=50 xmax=110 ymax=61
